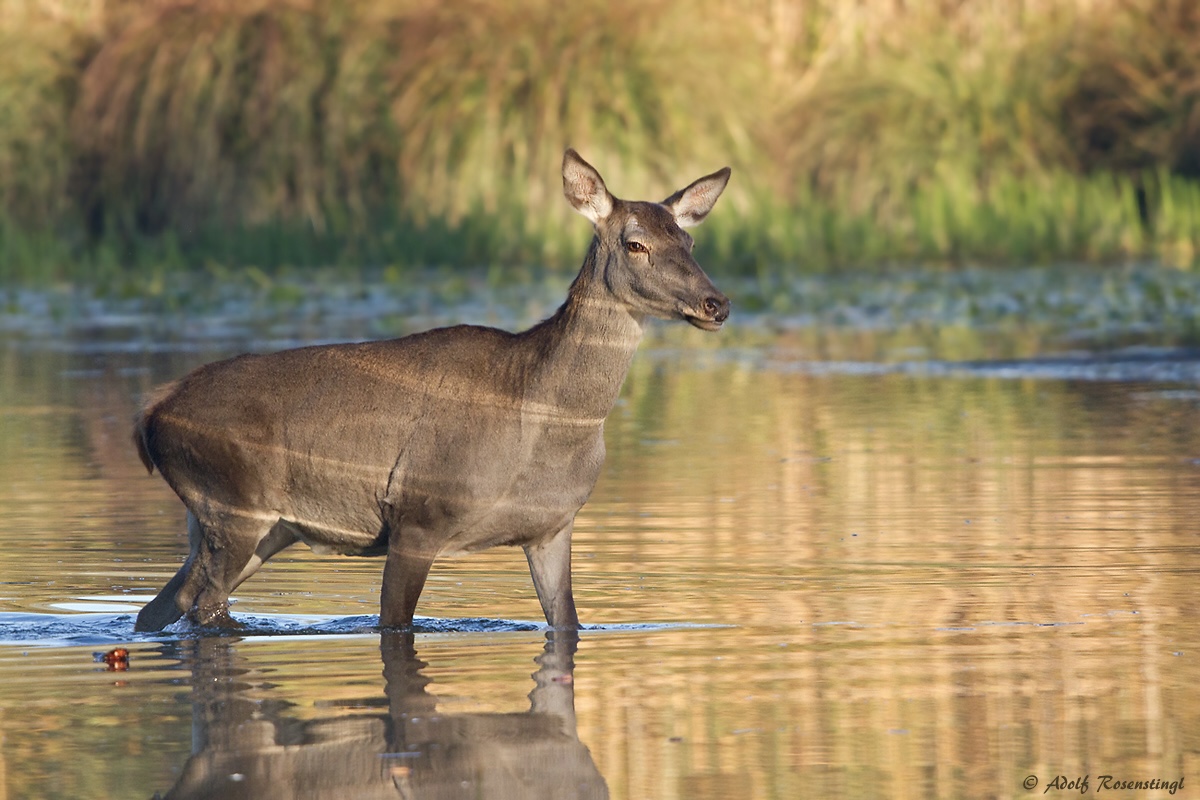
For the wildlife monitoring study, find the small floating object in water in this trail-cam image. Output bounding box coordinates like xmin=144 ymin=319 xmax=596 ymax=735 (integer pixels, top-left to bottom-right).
xmin=94 ymin=647 xmax=130 ymax=671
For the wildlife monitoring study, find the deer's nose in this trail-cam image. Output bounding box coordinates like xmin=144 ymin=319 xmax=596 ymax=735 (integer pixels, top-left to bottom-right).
xmin=703 ymin=296 xmax=730 ymax=323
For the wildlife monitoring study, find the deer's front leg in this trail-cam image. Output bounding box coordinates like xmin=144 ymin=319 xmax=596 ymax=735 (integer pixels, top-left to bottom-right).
xmin=524 ymin=520 xmax=581 ymax=630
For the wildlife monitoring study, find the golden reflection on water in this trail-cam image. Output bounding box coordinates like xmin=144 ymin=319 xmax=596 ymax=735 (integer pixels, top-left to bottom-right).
xmin=1 ymin=334 xmax=1199 ymax=798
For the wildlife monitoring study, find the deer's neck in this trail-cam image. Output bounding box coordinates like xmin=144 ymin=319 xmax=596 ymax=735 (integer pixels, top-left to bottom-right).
xmin=523 ymin=242 xmax=644 ymax=423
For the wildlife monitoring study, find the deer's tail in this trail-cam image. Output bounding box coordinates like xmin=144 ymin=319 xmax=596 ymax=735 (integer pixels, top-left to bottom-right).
xmin=132 ymin=382 xmax=177 ymax=475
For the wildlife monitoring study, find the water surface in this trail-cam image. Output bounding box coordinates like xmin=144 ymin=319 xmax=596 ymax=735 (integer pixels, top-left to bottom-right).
xmin=2 ymin=272 xmax=1199 ymax=798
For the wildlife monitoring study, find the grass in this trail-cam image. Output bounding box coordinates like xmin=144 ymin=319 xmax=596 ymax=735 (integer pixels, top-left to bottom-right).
xmin=1 ymin=0 xmax=1200 ymax=285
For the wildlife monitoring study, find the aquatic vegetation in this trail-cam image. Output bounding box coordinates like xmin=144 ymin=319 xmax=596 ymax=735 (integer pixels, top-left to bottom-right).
xmin=5 ymin=262 xmax=1200 ymax=360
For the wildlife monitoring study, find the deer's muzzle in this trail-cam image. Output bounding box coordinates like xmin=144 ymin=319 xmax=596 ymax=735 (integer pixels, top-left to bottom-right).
xmin=684 ymin=294 xmax=731 ymax=331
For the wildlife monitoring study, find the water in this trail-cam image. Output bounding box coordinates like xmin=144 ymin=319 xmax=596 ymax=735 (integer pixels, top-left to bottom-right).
xmin=2 ymin=275 xmax=1200 ymax=798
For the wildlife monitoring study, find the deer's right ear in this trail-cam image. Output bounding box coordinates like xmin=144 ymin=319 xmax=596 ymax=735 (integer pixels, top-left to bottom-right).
xmin=563 ymin=149 xmax=614 ymax=224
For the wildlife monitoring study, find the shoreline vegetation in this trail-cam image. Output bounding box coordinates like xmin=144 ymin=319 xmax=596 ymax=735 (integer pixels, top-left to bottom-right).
xmin=3 ymin=0 xmax=1200 ymax=285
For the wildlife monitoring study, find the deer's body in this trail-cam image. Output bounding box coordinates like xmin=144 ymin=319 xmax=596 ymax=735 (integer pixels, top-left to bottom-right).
xmin=133 ymin=150 xmax=730 ymax=632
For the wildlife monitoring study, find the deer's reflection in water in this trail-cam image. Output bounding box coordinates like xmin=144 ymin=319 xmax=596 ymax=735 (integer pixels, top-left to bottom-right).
xmin=157 ymin=632 xmax=607 ymax=800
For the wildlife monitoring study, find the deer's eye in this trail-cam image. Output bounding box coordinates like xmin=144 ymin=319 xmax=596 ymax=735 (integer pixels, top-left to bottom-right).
xmin=626 ymin=241 xmax=648 ymax=254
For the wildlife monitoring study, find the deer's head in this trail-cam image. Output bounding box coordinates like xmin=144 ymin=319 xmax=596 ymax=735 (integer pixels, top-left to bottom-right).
xmin=563 ymin=149 xmax=731 ymax=331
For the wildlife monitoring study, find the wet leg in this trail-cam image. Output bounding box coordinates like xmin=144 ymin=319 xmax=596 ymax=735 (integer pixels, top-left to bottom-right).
xmin=379 ymin=528 xmax=436 ymax=629
xmin=524 ymin=521 xmax=580 ymax=630
xmin=184 ymin=510 xmax=277 ymax=628
xmin=135 ymin=557 xmax=193 ymax=632
xmin=135 ymin=511 xmax=204 ymax=632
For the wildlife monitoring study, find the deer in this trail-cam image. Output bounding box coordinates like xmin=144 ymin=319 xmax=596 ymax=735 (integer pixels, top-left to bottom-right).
xmin=132 ymin=149 xmax=731 ymax=633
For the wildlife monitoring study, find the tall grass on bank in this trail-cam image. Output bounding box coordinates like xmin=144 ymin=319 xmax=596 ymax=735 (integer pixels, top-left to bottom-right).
xmin=0 ymin=4 xmax=87 ymax=280
xmin=1 ymin=0 xmax=1200 ymax=284
xmin=62 ymin=0 xmax=755 ymax=271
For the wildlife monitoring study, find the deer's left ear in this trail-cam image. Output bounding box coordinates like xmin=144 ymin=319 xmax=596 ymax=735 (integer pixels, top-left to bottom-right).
xmin=663 ymin=167 xmax=731 ymax=228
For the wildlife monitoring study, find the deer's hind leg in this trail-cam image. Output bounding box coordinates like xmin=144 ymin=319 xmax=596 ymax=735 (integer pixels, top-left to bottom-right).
xmin=135 ymin=511 xmax=206 ymax=632
xmin=186 ymin=508 xmax=296 ymax=627
xmin=135 ymin=508 xmax=289 ymax=632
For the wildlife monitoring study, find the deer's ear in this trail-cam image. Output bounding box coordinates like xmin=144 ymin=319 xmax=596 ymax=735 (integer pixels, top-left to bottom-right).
xmin=563 ymin=149 xmax=614 ymax=224
xmin=663 ymin=167 xmax=731 ymax=228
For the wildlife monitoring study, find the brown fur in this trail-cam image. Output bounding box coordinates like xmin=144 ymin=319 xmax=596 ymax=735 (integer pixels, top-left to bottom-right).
xmin=133 ymin=150 xmax=731 ymax=632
